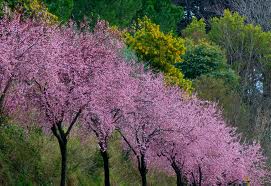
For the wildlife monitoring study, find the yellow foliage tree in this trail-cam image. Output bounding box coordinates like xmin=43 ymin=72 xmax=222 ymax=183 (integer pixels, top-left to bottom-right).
xmin=2 ymin=0 xmax=58 ymax=24
xmin=22 ymin=0 xmax=58 ymax=24
xmin=28 ymin=0 xmax=58 ymax=24
xmin=125 ymin=17 xmax=192 ymax=92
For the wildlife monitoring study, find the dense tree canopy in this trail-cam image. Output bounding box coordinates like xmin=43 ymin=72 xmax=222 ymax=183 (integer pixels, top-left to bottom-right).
xmin=41 ymin=0 xmax=183 ymax=32
xmin=208 ymin=10 xmax=271 ymax=141
xmin=135 ymin=0 xmax=183 ymax=33
xmin=176 ymin=41 xmax=236 ymax=81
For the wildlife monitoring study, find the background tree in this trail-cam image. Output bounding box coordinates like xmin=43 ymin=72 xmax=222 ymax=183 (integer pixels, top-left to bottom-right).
xmin=176 ymin=18 xmax=247 ymax=135
xmin=44 ymin=0 xmax=142 ymax=27
xmin=42 ymin=0 xmax=72 ymax=22
xmin=135 ymin=0 xmax=183 ymax=33
xmin=181 ymin=17 xmax=207 ymax=42
xmin=193 ymin=76 xmax=249 ymax=135
xmin=230 ymin=0 xmax=271 ymax=31
xmin=208 ymin=10 xmax=271 ymax=157
xmin=125 ymin=17 xmax=192 ymax=92
xmin=43 ymin=0 xmax=183 ymax=32
xmin=173 ymin=0 xmax=231 ymax=31
xmin=176 ymin=41 xmax=236 ymax=82
xmin=0 ymin=0 xmax=58 ymax=24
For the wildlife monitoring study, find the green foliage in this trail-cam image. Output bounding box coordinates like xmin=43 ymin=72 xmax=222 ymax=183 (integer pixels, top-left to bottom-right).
xmin=208 ymin=10 xmax=246 ymax=51
xmin=88 ymin=0 xmax=142 ymax=28
xmin=208 ymin=9 xmax=271 ymax=166
xmin=0 ymin=120 xmax=175 ymax=185
xmin=0 ymin=0 xmax=17 ymax=10
xmin=0 ymin=123 xmax=44 ymax=185
xmin=43 ymin=0 xmax=183 ymax=32
xmin=136 ymin=0 xmax=183 ymax=33
xmin=0 ymin=0 xmax=58 ymax=24
xmin=125 ymin=17 xmax=192 ymax=91
xmin=208 ymin=9 xmax=271 ymax=73
xmin=44 ymin=0 xmax=141 ymax=26
xmin=177 ymin=41 xmax=225 ymax=78
xmin=193 ymin=76 xmax=250 ymax=137
xmin=68 ymin=0 xmax=90 ymax=21
xmin=44 ymin=0 xmax=142 ymax=28
xmin=182 ymin=17 xmax=207 ymax=42
xmin=43 ymin=0 xmax=73 ymax=22
xmin=0 ymin=0 xmax=3 ymax=16
xmin=177 ymin=40 xmax=239 ymax=87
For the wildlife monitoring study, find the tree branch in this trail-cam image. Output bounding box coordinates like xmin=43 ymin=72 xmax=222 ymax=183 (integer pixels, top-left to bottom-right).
xmin=0 ymin=78 xmax=12 ymax=111
xmin=65 ymin=108 xmax=82 ymax=137
xmin=51 ymin=124 xmax=63 ymax=143
xmin=117 ymin=129 xmax=138 ymax=156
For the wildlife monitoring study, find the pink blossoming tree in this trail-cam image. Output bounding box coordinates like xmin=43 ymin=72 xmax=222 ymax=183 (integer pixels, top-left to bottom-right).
xmin=22 ymin=23 xmax=93 ymax=186
xmin=80 ymin=21 xmax=137 ymax=186
xmin=151 ymin=97 xmax=270 ymax=185
xmin=0 ymin=15 xmax=135 ymax=186
xmin=116 ymin=69 xmax=181 ymax=186
xmin=0 ymin=15 xmax=46 ymax=115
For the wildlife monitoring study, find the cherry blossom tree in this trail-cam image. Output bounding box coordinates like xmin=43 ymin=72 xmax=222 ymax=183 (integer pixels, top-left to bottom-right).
xmin=22 ymin=23 xmax=93 ymax=186
xmin=151 ymin=97 xmax=270 ymax=186
xmin=116 ymin=70 xmax=180 ymax=186
xmin=0 ymin=14 xmax=46 ymax=115
xmin=26 ymin=20 xmax=138 ymax=186
xmin=80 ymin=21 xmax=137 ymax=186
xmin=241 ymin=142 xmax=270 ymax=185
xmin=0 ymin=15 xmax=136 ymax=186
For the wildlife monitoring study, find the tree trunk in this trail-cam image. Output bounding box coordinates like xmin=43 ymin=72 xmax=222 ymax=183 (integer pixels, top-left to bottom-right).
xmin=171 ymin=162 xmax=185 ymax=186
xmin=139 ymin=154 xmax=147 ymax=186
xmin=176 ymin=169 xmax=184 ymax=186
xmin=0 ymin=78 xmax=12 ymax=112
xmin=50 ymin=110 xmax=81 ymax=186
xmin=198 ymin=166 xmax=202 ymax=186
xmin=101 ymin=150 xmax=110 ymax=186
xmin=52 ymin=124 xmax=68 ymax=186
xmin=59 ymin=137 xmax=67 ymax=186
xmin=140 ymin=168 xmax=147 ymax=186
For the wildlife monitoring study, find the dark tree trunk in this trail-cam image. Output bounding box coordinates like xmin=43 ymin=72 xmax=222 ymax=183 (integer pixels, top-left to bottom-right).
xmin=101 ymin=150 xmax=110 ymax=186
xmin=0 ymin=78 xmax=12 ymax=112
xmin=198 ymin=166 xmax=202 ymax=186
xmin=52 ymin=124 xmax=68 ymax=186
xmin=175 ymin=171 xmax=184 ymax=186
xmin=50 ymin=109 xmax=81 ymax=186
xmin=140 ymin=168 xmax=147 ymax=186
xmin=171 ymin=161 xmax=185 ymax=186
xmin=59 ymin=139 xmax=67 ymax=186
xmin=176 ymin=172 xmax=183 ymax=186
xmin=139 ymin=154 xmax=147 ymax=186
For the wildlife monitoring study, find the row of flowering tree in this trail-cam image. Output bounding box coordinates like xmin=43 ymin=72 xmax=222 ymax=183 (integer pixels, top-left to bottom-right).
xmin=0 ymin=14 xmax=269 ymax=186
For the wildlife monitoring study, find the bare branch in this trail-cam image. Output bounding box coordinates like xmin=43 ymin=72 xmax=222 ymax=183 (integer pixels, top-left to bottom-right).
xmin=65 ymin=108 xmax=83 ymax=137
